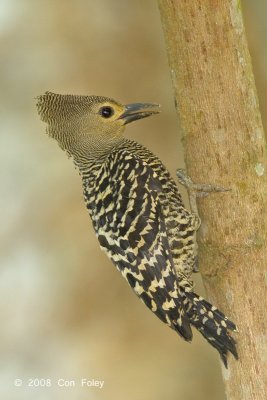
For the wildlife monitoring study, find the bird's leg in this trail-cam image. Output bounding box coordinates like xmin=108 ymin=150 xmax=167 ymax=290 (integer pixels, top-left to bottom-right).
xmin=176 ymin=169 xmax=230 ymax=273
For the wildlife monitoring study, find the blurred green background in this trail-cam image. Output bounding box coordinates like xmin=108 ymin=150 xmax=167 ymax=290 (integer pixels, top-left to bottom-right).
xmin=0 ymin=1 xmax=266 ymax=399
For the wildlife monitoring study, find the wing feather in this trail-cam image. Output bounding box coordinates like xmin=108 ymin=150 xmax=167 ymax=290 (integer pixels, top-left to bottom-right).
xmin=86 ymin=149 xmax=192 ymax=340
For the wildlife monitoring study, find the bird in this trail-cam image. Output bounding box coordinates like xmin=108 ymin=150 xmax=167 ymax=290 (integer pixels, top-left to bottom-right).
xmin=36 ymin=91 xmax=238 ymax=367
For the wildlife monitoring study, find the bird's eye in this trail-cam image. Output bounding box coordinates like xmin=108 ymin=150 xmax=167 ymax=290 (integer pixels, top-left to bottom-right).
xmin=99 ymin=106 xmax=114 ymax=118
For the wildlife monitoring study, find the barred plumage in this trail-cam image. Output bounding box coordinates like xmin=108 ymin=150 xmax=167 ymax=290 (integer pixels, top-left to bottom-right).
xmin=37 ymin=92 xmax=238 ymax=367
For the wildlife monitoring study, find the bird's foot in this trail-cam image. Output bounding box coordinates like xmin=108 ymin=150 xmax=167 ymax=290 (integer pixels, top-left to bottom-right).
xmin=176 ymin=168 xmax=230 ymax=215
xmin=192 ymin=255 xmax=200 ymax=273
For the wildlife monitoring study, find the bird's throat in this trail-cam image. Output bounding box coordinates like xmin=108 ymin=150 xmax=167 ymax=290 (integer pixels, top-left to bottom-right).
xmin=70 ymin=133 xmax=126 ymax=166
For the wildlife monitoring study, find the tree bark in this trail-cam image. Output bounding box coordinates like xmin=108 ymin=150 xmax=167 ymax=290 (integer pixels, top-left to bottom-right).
xmin=157 ymin=1 xmax=267 ymax=399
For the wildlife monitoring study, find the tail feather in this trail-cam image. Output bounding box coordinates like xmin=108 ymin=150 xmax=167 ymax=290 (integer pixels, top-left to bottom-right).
xmin=185 ymin=292 xmax=238 ymax=367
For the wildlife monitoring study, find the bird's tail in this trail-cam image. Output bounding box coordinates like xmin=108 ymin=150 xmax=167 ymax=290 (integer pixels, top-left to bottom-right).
xmin=185 ymin=291 xmax=238 ymax=367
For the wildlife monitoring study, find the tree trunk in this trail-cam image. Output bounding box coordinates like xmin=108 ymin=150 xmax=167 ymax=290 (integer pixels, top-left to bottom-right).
xmin=157 ymin=1 xmax=267 ymax=399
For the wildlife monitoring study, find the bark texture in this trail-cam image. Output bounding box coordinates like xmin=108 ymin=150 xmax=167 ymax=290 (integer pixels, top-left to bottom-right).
xmin=158 ymin=1 xmax=267 ymax=399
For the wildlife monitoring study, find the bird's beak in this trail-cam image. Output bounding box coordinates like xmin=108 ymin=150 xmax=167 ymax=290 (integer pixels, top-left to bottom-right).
xmin=119 ymin=103 xmax=160 ymax=125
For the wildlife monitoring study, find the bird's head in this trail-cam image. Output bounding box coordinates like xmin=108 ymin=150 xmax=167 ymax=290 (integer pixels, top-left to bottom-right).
xmin=36 ymin=92 xmax=160 ymax=159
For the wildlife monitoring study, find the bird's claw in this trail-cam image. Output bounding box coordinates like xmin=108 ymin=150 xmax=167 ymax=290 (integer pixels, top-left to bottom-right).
xmin=176 ymin=169 xmax=231 ymax=196
xmin=176 ymin=168 xmax=231 ymax=215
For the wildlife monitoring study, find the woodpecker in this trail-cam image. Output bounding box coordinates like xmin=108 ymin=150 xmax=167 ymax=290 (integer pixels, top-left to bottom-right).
xmin=37 ymin=91 xmax=238 ymax=367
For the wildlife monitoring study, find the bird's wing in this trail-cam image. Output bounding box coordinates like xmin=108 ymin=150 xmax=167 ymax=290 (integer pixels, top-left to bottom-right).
xmin=125 ymin=144 xmax=198 ymax=279
xmin=86 ymin=149 xmax=192 ymax=341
